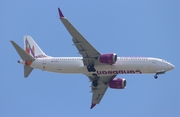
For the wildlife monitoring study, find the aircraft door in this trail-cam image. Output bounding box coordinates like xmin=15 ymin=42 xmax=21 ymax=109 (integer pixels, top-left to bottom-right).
xmin=42 ymin=59 xmax=46 ymax=70
xmin=150 ymin=59 xmax=157 ymax=72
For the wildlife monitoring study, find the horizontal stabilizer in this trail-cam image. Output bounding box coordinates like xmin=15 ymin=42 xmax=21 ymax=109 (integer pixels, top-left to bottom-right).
xmin=10 ymin=41 xmax=35 ymax=61
xmin=24 ymin=65 xmax=34 ymax=78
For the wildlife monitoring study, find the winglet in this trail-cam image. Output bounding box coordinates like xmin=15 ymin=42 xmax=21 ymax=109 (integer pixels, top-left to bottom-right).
xmin=90 ymin=103 xmax=96 ymax=109
xmin=58 ymin=8 xmax=65 ymax=18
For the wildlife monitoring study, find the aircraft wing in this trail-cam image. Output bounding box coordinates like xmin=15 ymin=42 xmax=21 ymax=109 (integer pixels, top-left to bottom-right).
xmin=88 ymin=75 xmax=116 ymax=109
xmin=58 ymin=8 xmax=101 ymax=66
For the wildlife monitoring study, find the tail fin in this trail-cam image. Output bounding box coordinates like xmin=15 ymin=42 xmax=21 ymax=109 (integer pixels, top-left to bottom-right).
xmin=24 ymin=36 xmax=46 ymax=58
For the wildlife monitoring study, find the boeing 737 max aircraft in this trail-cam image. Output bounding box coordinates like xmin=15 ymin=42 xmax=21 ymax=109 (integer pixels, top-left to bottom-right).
xmin=10 ymin=8 xmax=175 ymax=109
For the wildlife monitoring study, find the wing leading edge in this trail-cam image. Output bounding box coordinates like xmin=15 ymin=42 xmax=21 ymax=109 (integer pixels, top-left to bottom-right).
xmin=58 ymin=8 xmax=101 ymax=66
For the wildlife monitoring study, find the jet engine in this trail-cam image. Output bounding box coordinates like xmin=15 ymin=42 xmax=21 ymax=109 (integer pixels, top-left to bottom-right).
xmin=98 ymin=53 xmax=117 ymax=65
xmin=109 ymin=78 xmax=126 ymax=89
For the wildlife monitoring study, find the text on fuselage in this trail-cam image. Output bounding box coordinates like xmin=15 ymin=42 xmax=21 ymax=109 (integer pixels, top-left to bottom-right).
xmin=97 ymin=70 xmax=142 ymax=74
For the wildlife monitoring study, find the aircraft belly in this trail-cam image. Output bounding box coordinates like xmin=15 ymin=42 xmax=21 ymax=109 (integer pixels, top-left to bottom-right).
xmin=83 ymin=61 xmax=151 ymax=75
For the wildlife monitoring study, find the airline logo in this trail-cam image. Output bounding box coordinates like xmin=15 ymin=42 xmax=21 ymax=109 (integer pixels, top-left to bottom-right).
xmin=35 ymin=54 xmax=47 ymax=58
xmin=97 ymin=70 xmax=142 ymax=74
xmin=25 ymin=39 xmax=35 ymax=58
xmin=25 ymin=39 xmax=47 ymax=58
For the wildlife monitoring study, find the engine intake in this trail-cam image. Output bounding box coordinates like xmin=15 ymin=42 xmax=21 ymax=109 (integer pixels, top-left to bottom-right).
xmin=109 ymin=78 xmax=126 ymax=89
xmin=99 ymin=53 xmax=117 ymax=65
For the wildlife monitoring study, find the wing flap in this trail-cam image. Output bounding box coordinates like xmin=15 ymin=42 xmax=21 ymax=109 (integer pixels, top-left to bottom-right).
xmin=91 ymin=81 xmax=108 ymax=104
xmin=89 ymin=75 xmax=116 ymax=109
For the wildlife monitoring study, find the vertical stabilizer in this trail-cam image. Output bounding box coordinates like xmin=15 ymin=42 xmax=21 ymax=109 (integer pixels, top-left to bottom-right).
xmin=24 ymin=36 xmax=46 ymax=58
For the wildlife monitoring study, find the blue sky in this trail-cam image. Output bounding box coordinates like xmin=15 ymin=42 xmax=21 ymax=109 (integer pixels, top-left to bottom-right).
xmin=0 ymin=0 xmax=179 ymax=117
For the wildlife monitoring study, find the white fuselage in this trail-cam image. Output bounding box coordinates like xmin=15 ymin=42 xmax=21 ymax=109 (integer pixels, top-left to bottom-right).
xmin=20 ymin=57 xmax=174 ymax=76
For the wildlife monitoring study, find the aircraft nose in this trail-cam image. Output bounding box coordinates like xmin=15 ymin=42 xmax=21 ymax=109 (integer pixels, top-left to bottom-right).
xmin=168 ymin=63 xmax=175 ymax=70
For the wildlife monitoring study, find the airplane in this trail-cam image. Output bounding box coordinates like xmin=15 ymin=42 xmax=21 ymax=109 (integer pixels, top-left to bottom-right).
xmin=10 ymin=8 xmax=175 ymax=109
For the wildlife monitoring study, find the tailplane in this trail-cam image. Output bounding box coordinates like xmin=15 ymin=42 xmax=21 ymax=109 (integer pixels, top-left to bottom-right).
xmin=11 ymin=40 xmax=34 ymax=61
xmin=11 ymin=40 xmax=34 ymax=78
xmin=24 ymin=65 xmax=33 ymax=78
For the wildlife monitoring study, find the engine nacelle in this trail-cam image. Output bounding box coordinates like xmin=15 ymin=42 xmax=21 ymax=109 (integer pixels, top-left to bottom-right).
xmin=99 ymin=53 xmax=117 ymax=65
xmin=109 ymin=78 xmax=126 ymax=89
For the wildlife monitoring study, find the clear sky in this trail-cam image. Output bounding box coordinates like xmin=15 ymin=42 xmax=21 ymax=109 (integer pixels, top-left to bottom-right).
xmin=0 ymin=0 xmax=179 ymax=117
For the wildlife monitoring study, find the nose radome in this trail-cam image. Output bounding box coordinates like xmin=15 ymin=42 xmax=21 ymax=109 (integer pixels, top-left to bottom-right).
xmin=168 ymin=63 xmax=175 ymax=70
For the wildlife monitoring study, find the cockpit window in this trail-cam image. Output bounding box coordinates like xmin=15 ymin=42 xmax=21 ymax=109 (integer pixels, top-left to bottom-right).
xmin=161 ymin=59 xmax=167 ymax=62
